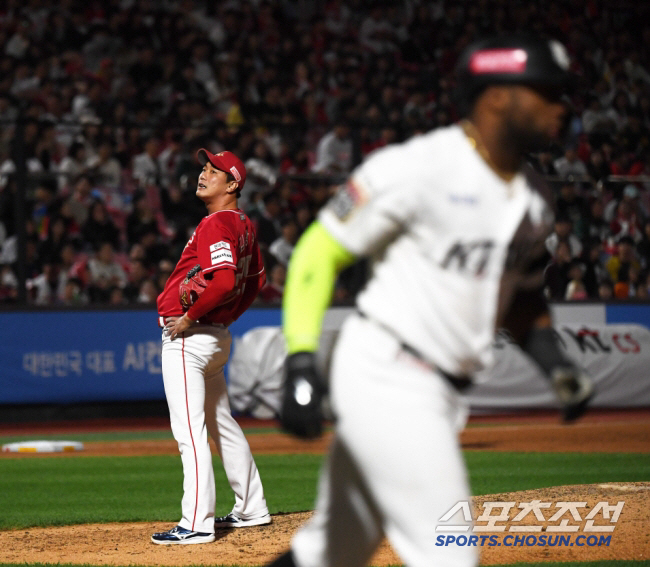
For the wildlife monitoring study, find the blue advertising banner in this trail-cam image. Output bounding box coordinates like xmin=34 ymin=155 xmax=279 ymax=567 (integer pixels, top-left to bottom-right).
xmin=2 ymin=303 xmax=647 ymax=405
xmin=0 ymin=308 xmax=281 ymax=404
xmin=605 ymin=304 xmax=650 ymax=327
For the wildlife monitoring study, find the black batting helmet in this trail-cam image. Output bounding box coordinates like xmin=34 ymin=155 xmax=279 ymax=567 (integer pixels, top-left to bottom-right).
xmin=455 ymin=35 xmax=574 ymax=114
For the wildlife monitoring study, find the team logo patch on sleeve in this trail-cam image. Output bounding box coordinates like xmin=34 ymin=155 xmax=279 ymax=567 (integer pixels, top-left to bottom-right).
xmin=327 ymin=180 xmax=365 ymax=221
xmin=209 ymin=241 xmax=234 ymax=265
xmin=210 ymin=241 xmax=231 ymax=252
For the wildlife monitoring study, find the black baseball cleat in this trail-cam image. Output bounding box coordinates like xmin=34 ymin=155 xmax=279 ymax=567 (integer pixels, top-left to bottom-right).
xmin=214 ymin=512 xmax=272 ymax=528
xmin=151 ymin=525 xmax=216 ymax=544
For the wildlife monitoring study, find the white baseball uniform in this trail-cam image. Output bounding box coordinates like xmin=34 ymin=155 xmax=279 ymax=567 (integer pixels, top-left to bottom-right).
xmin=289 ymin=123 xmax=554 ymax=567
xmin=157 ymin=209 xmax=269 ymax=534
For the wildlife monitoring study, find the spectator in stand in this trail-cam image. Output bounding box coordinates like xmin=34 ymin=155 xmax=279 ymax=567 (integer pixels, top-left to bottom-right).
xmin=157 ymin=132 xmax=183 ymax=189
xmin=581 ymin=95 xmax=617 ymax=143
xmin=124 ymin=258 xmax=150 ymax=303
xmin=269 ymin=216 xmax=299 ymax=267
xmin=609 ymin=197 xmax=643 ymax=243
xmin=618 ymin=111 xmax=648 ymax=154
xmin=555 ymin=182 xmax=588 ymax=240
xmin=31 ymin=182 xmax=59 ymax=238
xmin=64 ymin=174 xmax=94 ymax=227
xmin=82 ymin=199 xmax=121 ymax=252
xmin=155 ymin=258 xmax=174 ymax=296
xmin=614 ymin=280 xmax=631 ymax=299
xmin=60 ymin=277 xmax=88 ymax=305
xmin=136 ymin=226 xmax=169 ymax=266
xmin=137 ymin=278 xmax=158 ymax=304
xmin=127 ymin=190 xmax=158 ymax=248
xmin=108 ymin=285 xmax=128 ymax=305
xmin=295 ymin=203 xmax=314 ymax=237
xmin=87 ymin=139 xmax=122 ymax=190
xmin=581 ymin=238 xmax=608 ymax=298
xmin=530 ymin=151 xmax=558 ymax=176
xmin=598 ymin=279 xmax=614 ymax=300
xmin=565 ymin=259 xmax=588 ymax=300
xmin=38 ymin=215 xmax=69 ymax=264
xmin=637 ymin=220 xmax=650 ymax=268
xmin=604 ymin=184 xmax=646 ymax=223
xmin=27 ymin=260 xmax=65 ymax=305
xmin=254 ymin=192 xmax=283 ymax=249
xmin=619 ymin=263 xmax=643 ymax=298
xmin=545 ymin=214 xmax=583 ymax=259
xmin=132 ymin=136 xmax=161 ymax=188
xmin=553 ymin=146 xmax=588 ymax=180
xmin=87 ymin=241 xmax=128 ymax=302
xmin=585 ymin=148 xmax=611 ymax=185
xmin=544 ymin=241 xmax=572 ymax=301
xmin=243 ymin=141 xmax=279 ymax=210
xmin=584 ymin=197 xmax=611 ymax=245
xmin=58 ymin=141 xmax=88 ymax=192
xmin=606 ymin=235 xmax=642 ymax=284
xmin=258 ymin=262 xmax=286 ymax=304
xmin=312 ymin=122 xmax=353 ymax=174
xmin=0 ymin=263 xmax=18 ymax=302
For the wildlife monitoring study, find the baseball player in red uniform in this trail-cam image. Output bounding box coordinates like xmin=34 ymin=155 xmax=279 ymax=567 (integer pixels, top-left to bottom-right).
xmin=152 ymin=150 xmax=271 ymax=545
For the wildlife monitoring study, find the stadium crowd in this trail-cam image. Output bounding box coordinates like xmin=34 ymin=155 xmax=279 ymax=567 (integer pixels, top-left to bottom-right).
xmin=0 ymin=0 xmax=650 ymax=305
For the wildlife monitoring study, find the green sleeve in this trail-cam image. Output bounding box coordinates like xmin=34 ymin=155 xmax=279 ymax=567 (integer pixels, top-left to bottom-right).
xmin=283 ymin=221 xmax=356 ymax=354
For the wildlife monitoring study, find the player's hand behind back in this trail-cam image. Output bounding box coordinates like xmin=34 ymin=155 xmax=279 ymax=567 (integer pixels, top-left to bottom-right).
xmin=281 ymin=352 xmax=324 ymax=439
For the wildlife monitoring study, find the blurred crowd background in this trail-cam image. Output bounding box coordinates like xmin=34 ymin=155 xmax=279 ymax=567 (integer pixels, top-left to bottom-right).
xmin=1 ymin=0 xmax=650 ymax=306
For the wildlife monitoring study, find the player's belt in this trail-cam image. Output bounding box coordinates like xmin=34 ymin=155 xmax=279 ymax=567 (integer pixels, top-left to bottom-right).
xmin=157 ymin=315 xmax=226 ymax=329
xmin=355 ymin=309 xmax=473 ymax=392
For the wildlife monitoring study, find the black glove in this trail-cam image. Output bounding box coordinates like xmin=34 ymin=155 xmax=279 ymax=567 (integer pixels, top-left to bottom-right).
xmin=551 ymin=365 xmax=594 ymax=422
xmin=280 ymin=352 xmax=324 ymax=439
xmin=523 ymin=327 xmax=595 ymax=422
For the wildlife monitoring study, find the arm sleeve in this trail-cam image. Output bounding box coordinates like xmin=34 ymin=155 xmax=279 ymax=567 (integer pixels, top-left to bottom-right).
xmin=186 ymin=270 xmax=236 ymax=321
xmin=283 ymin=221 xmax=356 ymax=354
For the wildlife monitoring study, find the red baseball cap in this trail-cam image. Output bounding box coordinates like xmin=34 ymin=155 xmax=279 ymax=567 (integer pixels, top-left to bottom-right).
xmin=197 ymin=149 xmax=246 ymax=189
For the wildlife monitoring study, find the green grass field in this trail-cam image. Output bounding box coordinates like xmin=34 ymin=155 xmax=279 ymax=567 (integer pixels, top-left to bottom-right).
xmin=0 ymin=448 xmax=648 ymax=567
xmin=0 ymin=452 xmax=648 ymax=529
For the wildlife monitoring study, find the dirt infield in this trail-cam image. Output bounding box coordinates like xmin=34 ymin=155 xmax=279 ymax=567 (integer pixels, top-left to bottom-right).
xmin=1 ymin=411 xmax=648 ymax=565
xmin=2 ymin=414 xmax=649 ymax=457
xmin=1 ymin=483 xmax=647 ymax=565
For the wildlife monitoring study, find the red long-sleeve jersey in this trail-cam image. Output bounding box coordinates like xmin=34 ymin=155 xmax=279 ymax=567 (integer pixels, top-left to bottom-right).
xmin=157 ymin=209 xmax=265 ymax=324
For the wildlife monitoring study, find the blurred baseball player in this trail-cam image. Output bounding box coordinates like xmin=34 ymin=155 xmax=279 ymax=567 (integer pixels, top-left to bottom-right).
xmin=152 ymin=150 xmax=271 ymax=545
xmin=268 ymin=36 xmax=594 ymax=567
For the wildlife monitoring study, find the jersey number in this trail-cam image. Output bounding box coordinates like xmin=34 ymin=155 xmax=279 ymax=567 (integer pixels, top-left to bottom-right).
xmin=234 ymin=254 xmax=252 ymax=294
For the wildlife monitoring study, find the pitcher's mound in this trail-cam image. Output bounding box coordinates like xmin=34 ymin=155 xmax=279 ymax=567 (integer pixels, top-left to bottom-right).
xmin=0 ymin=483 xmax=647 ymax=566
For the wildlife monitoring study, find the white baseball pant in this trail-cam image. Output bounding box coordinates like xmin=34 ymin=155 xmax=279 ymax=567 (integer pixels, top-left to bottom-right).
xmin=291 ymin=313 xmax=478 ymax=567
xmin=161 ymin=324 xmax=268 ymax=534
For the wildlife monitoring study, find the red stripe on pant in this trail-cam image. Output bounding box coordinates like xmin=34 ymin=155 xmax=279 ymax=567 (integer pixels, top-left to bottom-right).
xmin=182 ymin=334 xmax=199 ymax=531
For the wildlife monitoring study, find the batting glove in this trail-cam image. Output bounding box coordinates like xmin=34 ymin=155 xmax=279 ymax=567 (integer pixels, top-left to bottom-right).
xmin=551 ymin=365 xmax=595 ymax=423
xmin=281 ymin=352 xmax=324 ymax=439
